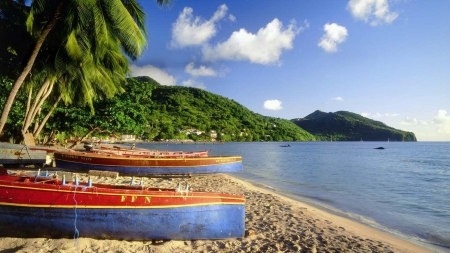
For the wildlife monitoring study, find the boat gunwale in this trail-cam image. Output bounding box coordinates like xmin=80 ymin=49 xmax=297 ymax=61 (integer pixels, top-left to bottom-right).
xmin=54 ymin=151 xmax=242 ymax=162
xmin=0 ymin=183 xmax=244 ymax=200
xmin=0 ymin=178 xmax=245 ymax=200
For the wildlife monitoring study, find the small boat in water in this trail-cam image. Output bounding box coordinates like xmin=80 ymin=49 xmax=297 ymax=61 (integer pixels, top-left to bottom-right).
xmin=279 ymin=144 xmax=290 ymax=147
xmin=0 ymin=168 xmax=245 ymax=240
xmin=53 ymin=150 xmax=242 ymax=176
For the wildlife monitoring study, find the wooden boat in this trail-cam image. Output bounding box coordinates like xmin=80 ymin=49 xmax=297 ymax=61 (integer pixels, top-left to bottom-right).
xmin=0 ymin=142 xmax=46 ymax=167
xmin=53 ymin=150 xmax=242 ymax=176
xmin=95 ymin=145 xmax=209 ymax=158
xmin=0 ymin=168 xmax=245 ymax=240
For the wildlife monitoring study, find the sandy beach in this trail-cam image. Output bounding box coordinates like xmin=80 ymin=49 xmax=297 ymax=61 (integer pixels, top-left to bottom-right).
xmin=0 ymin=170 xmax=431 ymax=253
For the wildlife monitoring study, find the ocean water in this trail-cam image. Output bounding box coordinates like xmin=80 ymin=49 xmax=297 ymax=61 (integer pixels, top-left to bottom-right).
xmin=139 ymin=141 xmax=450 ymax=252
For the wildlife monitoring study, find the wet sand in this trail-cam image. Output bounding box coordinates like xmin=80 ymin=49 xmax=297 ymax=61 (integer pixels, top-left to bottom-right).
xmin=0 ymin=171 xmax=430 ymax=253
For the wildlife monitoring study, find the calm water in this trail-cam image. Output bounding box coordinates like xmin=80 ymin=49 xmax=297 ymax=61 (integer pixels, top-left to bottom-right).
xmin=139 ymin=141 xmax=450 ymax=252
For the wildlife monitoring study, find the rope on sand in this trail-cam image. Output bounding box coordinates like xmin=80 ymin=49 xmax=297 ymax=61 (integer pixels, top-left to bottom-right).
xmin=73 ymin=185 xmax=80 ymax=246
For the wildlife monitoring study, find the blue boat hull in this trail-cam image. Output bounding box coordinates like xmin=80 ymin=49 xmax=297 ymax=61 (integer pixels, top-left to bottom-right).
xmin=55 ymin=160 xmax=242 ymax=176
xmin=0 ymin=204 xmax=245 ymax=240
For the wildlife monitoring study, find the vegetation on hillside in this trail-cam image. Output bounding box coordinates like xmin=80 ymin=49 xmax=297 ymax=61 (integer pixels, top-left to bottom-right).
xmin=49 ymin=76 xmax=316 ymax=142
xmin=292 ymin=110 xmax=417 ymax=141
xmin=2 ymin=75 xmax=416 ymax=143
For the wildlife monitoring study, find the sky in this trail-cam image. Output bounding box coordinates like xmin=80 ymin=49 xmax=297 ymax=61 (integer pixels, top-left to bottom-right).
xmin=130 ymin=0 xmax=450 ymax=141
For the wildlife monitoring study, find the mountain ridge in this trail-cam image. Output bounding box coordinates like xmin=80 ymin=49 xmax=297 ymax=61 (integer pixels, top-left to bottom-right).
xmin=292 ymin=110 xmax=416 ymax=141
xmin=137 ymin=78 xmax=417 ymax=142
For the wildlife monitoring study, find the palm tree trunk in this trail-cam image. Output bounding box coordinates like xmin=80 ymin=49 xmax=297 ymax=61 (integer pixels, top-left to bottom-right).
xmin=22 ymin=78 xmax=51 ymax=134
xmin=25 ymin=86 xmax=33 ymax=121
xmin=0 ymin=2 xmax=63 ymax=134
xmin=25 ymin=81 xmax=54 ymax=133
xmin=33 ymin=109 xmax=41 ymax=134
xmin=33 ymin=95 xmax=62 ymax=139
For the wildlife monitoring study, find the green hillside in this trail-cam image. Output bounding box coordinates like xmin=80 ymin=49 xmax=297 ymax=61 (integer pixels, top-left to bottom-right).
xmin=44 ymin=77 xmax=416 ymax=143
xmin=50 ymin=76 xmax=314 ymax=142
xmin=292 ymin=110 xmax=417 ymax=141
xmin=135 ymin=77 xmax=315 ymax=142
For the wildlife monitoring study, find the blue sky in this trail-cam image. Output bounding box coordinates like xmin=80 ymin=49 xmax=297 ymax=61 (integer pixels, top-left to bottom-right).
xmin=130 ymin=0 xmax=450 ymax=141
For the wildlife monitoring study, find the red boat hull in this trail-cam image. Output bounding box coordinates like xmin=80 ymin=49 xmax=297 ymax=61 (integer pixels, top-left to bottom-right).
xmin=0 ymin=171 xmax=245 ymax=240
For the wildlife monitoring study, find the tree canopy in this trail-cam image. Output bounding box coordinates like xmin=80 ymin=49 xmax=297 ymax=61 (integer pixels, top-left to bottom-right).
xmin=0 ymin=0 xmax=170 ymax=141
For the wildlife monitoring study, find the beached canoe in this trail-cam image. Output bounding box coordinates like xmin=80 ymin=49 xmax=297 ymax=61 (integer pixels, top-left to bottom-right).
xmin=0 ymin=168 xmax=245 ymax=240
xmin=53 ymin=150 xmax=242 ymax=176
xmin=95 ymin=145 xmax=209 ymax=158
xmin=0 ymin=142 xmax=46 ymax=166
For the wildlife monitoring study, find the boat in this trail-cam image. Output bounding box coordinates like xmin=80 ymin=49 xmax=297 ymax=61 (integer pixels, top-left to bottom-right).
xmin=279 ymin=144 xmax=290 ymax=147
xmin=0 ymin=142 xmax=47 ymax=167
xmin=53 ymin=150 xmax=242 ymax=176
xmin=0 ymin=167 xmax=245 ymax=240
xmin=95 ymin=145 xmax=209 ymax=158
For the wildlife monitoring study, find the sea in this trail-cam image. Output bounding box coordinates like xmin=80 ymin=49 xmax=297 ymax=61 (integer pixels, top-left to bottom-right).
xmin=138 ymin=141 xmax=450 ymax=253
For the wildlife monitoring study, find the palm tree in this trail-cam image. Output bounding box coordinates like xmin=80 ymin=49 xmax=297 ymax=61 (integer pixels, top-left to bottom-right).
xmin=0 ymin=0 xmax=171 ymax=135
xmin=21 ymin=2 xmax=144 ymax=139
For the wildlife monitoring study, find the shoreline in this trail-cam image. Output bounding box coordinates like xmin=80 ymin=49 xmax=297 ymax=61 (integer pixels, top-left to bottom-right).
xmin=0 ymin=170 xmax=432 ymax=252
xmin=233 ymin=175 xmax=441 ymax=252
xmin=228 ymin=174 xmax=433 ymax=253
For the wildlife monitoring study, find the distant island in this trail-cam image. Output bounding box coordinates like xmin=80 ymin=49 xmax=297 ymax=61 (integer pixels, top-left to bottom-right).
xmin=292 ymin=110 xmax=416 ymax=141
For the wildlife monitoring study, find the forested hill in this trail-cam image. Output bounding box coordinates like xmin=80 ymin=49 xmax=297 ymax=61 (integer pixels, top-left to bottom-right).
xmin=51 ymin=76 xmax=415 ymax=142
xmin=133 ymin=76 xmax=315 ymax=141
xmin=291 ymin=110 xmax=417 ymax=141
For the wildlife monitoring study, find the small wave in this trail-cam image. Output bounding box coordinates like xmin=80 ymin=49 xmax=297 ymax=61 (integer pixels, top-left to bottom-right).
xmin=264 ymin=185 xmax=275 ymax=190
xmin=424 ymin=233 xmax=450 ymax=249
xmin=346 ymin=213 xmax=380 ymax=227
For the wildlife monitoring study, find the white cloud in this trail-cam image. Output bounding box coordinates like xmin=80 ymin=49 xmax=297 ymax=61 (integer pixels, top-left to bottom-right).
xmin=372 ymin=112 xmax=383 ymax=118
xmin=347 ymin=0 xmax=399 ymax=26
xmin=264 ymin=100 xmax=283 ymax=110
xmin=181 ymin=79 xmax=206 ymax=90
xmin=433 ymin=110 xmax=450 ymax=124
xmin=129 ymin=65 xmax=176 ymax=86
xmin=228 ymin=14 xmax=236 ymax=22
xmin=362 ymin=112 xmax=399 ymax=118
xmin=170 ymin=5 xmax=228 ymax=48
xmin=433 ymin=110 xmax=450 ymax=134
xmin=384 ymin=113 xmax=399 ymax=117
xmin=303 ymin=19 xmax=310 ymax=29
xmin=394 ymin=110 xmax=450 ymax=141
xmin=400 ymin=116 xmax=428 ymax=125
xmin=332 ymin=96 xmax=344 ymax=101
xmin=318 ymin=23 xmax=348 ymax=53
xmin=185 ymin=62 xmax=217 ymax=77
xmin=202 ymin=19 xmax=303 ymax=65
